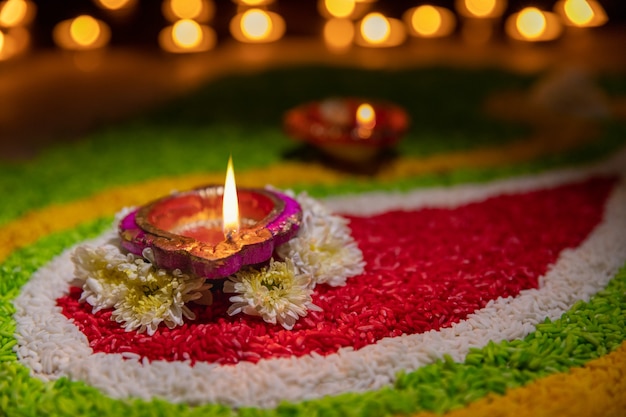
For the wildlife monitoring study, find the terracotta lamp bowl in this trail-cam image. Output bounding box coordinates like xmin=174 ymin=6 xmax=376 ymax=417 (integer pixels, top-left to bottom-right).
xmin=284 ymin=97 xmax=409 ymax=164
xmin=119 ymin=186 xmax=302 ymax=279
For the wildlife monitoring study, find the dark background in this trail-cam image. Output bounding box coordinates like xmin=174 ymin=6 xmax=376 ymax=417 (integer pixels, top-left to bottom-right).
xmin=27 ymin=0 xmax=626 ymax=49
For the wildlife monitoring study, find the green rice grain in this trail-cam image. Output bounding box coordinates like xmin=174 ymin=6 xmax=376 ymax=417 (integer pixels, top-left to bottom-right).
xmin=1 ymin=66 xmax=626 ymax=417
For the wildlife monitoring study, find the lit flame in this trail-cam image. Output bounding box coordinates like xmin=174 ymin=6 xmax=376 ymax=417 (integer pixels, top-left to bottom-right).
xmin=223 ymin=155 xmax=240 ymax=239
xmin=170 ymin=0 xmax=203 ymax=20
xmin=516 ymin=7 xmax=546 ymax=39
xmin=95 ymin=0 xmax=132 ymax=10
xmin=465 ymin=0 xmax=496 ymax=17
xmin=564 ymin=0 xmax=594 ymax=26
xmin=411 ymin=5 xmax=442 ymax=36
xmin=361 ymin=13 xmax=390 ymax=44
xmin=0 ymin=0 xmax=27 ymax=27
xmin=356 ymin=103 xmax=375 ymax=138
xmin=324 ymin=0 xmax=355 ymax=18
xmin=356 ymin=103 xmax=376 ymax=127
xmin=70 ymin=15 xmax=101 ymax=47
xmin=0 ymin=31 xmax=4 ymax=52
xmin=172 ymin=19 xmax=202 ymax=48
xmin=241 ymin=9 xmax=272 ymax=40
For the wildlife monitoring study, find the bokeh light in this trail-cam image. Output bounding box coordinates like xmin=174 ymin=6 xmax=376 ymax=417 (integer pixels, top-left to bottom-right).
xmin=323 ymin=18 xmax=354 ymax=51
xmin=360 ymin=13 xmax=390 ymax=44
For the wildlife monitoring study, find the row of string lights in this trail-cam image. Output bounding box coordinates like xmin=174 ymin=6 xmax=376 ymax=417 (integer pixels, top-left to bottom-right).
xmin=0 ymin=0 xmax=609 ymax=60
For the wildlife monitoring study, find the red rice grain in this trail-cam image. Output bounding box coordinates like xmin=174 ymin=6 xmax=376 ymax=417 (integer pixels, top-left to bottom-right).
xmin=56 ymin=177 xmax=615 ymax=365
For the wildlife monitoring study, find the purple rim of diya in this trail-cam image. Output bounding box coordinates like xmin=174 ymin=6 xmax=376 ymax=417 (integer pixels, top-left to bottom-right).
xmin=283 ymin=97 xmax=409 ymax=149
xmin=119 ymin=186 xmax=302 ymax=280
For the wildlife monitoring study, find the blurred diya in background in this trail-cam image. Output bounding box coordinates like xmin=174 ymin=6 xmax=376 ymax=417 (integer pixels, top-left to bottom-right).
xmin=119 ymin=158 xmax=302 ymax=279
xmin=229 ymin=8 xmax=286 ymax=43
xmin=283 ymin=98 xmax=409 ymax=166
xmin=554 ymin=0 xmax=608 ymax=28
xmin=53 ymin=14 xmax=111 ymax=50
xmin=505 ymin=7 xmax=563 ymax=42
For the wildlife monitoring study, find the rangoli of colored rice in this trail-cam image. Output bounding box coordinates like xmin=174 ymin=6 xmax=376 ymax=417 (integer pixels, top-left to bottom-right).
xmin=2 ymin=66 xmax=626 ymax=416
xmin=2 ymin=152 xmax=626 ymax=416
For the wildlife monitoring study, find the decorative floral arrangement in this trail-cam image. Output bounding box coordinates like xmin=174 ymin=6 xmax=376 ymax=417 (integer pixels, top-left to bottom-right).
xmin=70 ymin=190 xmax=365 ymax=334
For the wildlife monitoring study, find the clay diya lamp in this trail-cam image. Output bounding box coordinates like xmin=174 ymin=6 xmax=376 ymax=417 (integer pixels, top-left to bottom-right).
xmin=119 ymin=160 xmax=301 ymax=280
xmin=283 ymin=97 xmax=409 ymax=165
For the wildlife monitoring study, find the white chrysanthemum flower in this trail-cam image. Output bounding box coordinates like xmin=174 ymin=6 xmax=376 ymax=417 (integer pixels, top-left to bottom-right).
xmin=282 ymin=223 xmax=365 ymax=287
xmin=111 ymin=268 xmax=209 ymax=336
xmin=71 ymin=243 xmax=211 ymax=336
xmin=224 ymin=259 xmax=321 ymax=330
xmin=72 ymin=244 xmax=132 ymax=312
xmin=276 ymin=191 xmax=365 ymax=287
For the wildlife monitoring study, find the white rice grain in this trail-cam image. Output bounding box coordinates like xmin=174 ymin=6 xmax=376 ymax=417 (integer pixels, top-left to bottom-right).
xmin=12 ymin=148 xmax=626 ymax=408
